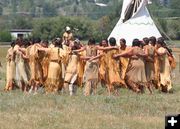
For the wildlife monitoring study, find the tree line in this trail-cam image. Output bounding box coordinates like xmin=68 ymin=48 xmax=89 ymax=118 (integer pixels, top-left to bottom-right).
xmin=0 ymin=0 xmax=180 ymax=42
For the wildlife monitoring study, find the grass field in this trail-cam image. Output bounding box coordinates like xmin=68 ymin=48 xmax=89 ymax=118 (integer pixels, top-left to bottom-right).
xmin=0 ymin=46 xmax=180 ymax=129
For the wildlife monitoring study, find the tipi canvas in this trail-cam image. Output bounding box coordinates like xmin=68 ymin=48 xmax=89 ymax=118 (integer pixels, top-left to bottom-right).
xmin=108 ymin=0 xmax=161 ymax=46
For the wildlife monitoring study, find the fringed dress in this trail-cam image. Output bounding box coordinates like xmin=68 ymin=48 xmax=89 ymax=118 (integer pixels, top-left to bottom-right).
xmin=45 ymin=47 xmax=65 ymax=93
xmin=61 ymin=45 xmax=71 ymax=79
xmin=106 ymin=48 xmax=124 ymax=86
xmin=158 ymin=47 xmax=172 ymax=92
xmin=154 ymin=48 xmax=160 ymax=88
xmin=14 ymin=45 xmax=29 ymax=88
xmin=98 ymin=50 xmax=107 ymax=83
xmin=119 ymin=47 xmax=130 ymax=87
xmin=144 ymin=45 xmax=155 ymax=82
xmin=83 ymin=45 xmax=99 ymax=96
xmin=5 ymin=47 xmax=16 ymax=90
xmin=64 ymin=53 xmax=79 ymax=95
xmin=125 ymin=47 xmax=147 ymax=90
xmin=77 ymin=51 xmax=86 ymax=87
xmin=28 ymin=44 xmax=44 ymax=86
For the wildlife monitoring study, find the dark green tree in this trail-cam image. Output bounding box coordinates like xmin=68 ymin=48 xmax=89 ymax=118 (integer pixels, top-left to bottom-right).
xmin=42 ymin=2 xmax=57 ymax=17
xmin=11 ymin=16 xmax=32 ymax=29
xmin=0 ymin=31 xmax=12 ymax=42
xmin=170 ymin=0 xmax=180 ymax=9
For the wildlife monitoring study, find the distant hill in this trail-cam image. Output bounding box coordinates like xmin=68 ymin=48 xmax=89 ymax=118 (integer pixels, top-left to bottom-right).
xmin=0 ymin=0 xmax=179 ymax=19
xmin=0 ymin=0 xmax=121 ymax=19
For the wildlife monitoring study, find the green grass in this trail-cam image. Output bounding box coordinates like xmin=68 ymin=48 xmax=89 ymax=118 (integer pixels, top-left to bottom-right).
xmin=0 ymin=46 xmax=180 ymax=129
xmin=0 ymin=88 xmax=180 ymax=129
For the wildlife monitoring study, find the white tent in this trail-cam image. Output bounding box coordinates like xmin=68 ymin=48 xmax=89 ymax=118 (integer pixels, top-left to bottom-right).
xmin=108 ymin=0 xmax=161 ymax=46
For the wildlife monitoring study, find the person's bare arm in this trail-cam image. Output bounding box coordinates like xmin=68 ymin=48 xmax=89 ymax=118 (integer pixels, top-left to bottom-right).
xmin=37 ymin=47 xmax=49 ymax=52
xmin=113 ymin=48 xmax=133 ymax=58
xmin=89 ymin=53 xmax=103 ymax=62
xmin=137 ymin=52 xmax=148 ymax=57
xmin=155 ymin=49 xmax=166 ymax=56
xmin=73 ymin=47 xmax=85 ymax=53
xmin=22 ymin=53 xmax=29 ymax=60
xmin=97 ymin=46 xmax=119 ymax=51
xmin=18 ymin=48 xmax=26 ymax=55
xmin=80 ymin=56 xmax=91 ymax=61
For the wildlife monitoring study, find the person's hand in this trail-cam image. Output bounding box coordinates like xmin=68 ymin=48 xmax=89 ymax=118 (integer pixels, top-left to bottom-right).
xmin=81 ymin=57 xmax=90 ymax=61
xmin=69 ymin=50 xmax=73 ymax=54
xmin=113 ymin=54 xmax=119 ymax=59
xmin=88 ymin=56 xmax=95 ymax=62
xmin=113 ymin=46 xmax=119 ymax=49
xmin=88 ymin=59 xmax=93 ymax=62
xmin=72 ymin=50 xmax=77 ymax=53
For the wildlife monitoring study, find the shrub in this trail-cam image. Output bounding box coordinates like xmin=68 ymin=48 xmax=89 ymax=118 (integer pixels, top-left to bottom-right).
xmin=0 ymin=31 xmax=12 ymax=42
xmin=166 ymin=19 xmax=180 ymax=40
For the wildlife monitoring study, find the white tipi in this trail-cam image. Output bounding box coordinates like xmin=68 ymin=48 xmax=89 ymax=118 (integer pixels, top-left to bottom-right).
xmin=108 ymin=0 xmax=162 ymax=46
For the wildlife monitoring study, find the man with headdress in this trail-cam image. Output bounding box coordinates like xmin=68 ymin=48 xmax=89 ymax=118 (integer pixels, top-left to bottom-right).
xmin=63 ymin=26 xmax=74 ymax=45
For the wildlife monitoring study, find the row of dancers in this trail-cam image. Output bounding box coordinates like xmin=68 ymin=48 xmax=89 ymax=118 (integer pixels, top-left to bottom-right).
xmin=4 ymin=36 xmax=176 ymax=95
